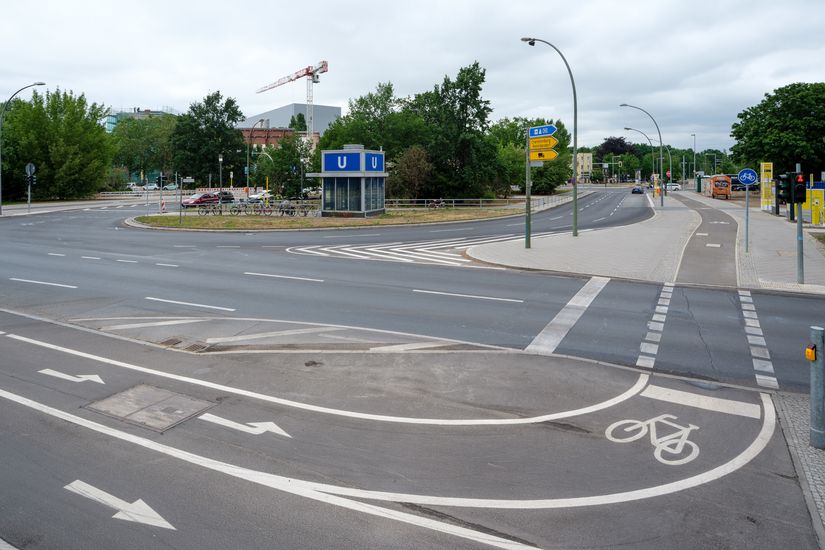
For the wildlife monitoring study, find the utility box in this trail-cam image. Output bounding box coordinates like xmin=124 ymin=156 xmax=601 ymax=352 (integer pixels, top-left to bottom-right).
xmin=308 ymin=144 xmax=387 ymax=217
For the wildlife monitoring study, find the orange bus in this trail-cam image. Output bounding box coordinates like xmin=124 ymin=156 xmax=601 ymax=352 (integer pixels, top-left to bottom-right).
xmin=710 ymin=174 xmax=731 ymax=200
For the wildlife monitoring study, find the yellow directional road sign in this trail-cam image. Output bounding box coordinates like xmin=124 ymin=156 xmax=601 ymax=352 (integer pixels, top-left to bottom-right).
xmin=529 ymin=136 xmax=558 ymax=150
xmin=530 ymin=150 xmax=558 ymax=161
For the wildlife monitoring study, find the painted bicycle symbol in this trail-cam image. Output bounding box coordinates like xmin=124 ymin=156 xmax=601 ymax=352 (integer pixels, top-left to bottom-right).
xmin=605 ymin=414 xmax=700 ymax=466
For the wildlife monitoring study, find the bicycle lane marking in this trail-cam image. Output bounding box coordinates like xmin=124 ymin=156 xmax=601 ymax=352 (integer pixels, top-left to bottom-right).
xmin=639 ymin=384 xmax=762 ymax=419
xmin=636 ymin=283 xmax=672 ymax=369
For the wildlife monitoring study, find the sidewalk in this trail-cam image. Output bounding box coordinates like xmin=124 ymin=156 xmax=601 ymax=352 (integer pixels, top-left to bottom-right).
xmin=466 ymin=189 xmax=825 ymax=294
xmin=467 ymin=188 xmax=825 ymax=547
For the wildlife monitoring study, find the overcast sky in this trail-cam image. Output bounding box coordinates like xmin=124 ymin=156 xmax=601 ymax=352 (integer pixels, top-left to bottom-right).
xmin=2 ymin=0 xmax=823 ymax=152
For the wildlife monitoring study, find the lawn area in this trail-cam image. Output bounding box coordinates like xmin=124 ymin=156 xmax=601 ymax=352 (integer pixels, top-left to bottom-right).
xmin=135 ymin=207 xmax=525 ymax=230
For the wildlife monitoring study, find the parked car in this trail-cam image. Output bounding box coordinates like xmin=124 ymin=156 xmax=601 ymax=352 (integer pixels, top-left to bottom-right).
xmin=216 ymin=191 xmax=236 ymax=203
xmin=631 ymin=186 xmax=643 ymax=194
xmin=665 ymin=183 xmax=681 ymax=191
xmin=247 ymin=190 xmax=273 ymax=203
xmin=143 ymin=183 xmax=160 ymax=191
xmin=731 ymin=183 xmax=746 ymax=192
xmin=162 ymin=183 xmax=178 ymax=191
xmin=181 ymin=193 xmax=219 ymax=208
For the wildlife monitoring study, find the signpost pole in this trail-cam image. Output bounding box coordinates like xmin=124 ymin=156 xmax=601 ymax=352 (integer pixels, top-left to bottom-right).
xmin=525 ymin=129 xmax=531 ymax=249
xmin=797 ymin=163 xmax=804 ymax=284
xmin=24 ymin=162 xmax=35 ymax=215
xmin=738 ymin=169 xmax=758 ymax=255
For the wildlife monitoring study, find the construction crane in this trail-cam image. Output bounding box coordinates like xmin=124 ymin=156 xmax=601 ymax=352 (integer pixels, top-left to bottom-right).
xmin=256 ymin=61 xmax=329 ymax=145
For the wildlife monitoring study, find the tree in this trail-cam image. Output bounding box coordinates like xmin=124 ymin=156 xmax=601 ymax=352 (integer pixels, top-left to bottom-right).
xmin=254 ymin=134 xmax=310 ymax=197
xmin=289 ymin=113 xmax=307 ymax=131
xmin=408 ymin=62 xmax=500 ymax=197
xmin=386 ymin=145 xmax=433 ymax=199
xmin=731 ymin=83 xmax=825 ymax=174
xmin=594 ymin=136 xmax=635 ymax=160
xmin=111 ymin=114 xmax=177 ymax=181
xmin=319 ymin=82 xmax=429 ymax=160
xmin=170 ymin=91 xmax=246 ymax=185
xmin=2 ymin=89 xmax=112 ymax=199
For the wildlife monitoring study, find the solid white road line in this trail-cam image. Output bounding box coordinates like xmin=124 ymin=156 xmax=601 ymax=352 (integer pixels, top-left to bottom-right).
xmin=103 ymin=319 xmax=207 ymax=331
xmin=205 ymin=327 xmax=343 ymax=344
xmin=81 ymin=256 xmax=101 ymax=260
xmin=0 ymin=387 xmax=531 ymax=549
xmin=116 ymin=259 xmax=138 ymax=263
xmin=144 ymin=297 xmax=235 ymax=312
xmin=9 ymin=278 xmax=77 ymax=289
xmin=525 ymin=277 xmax=610 ymax=355
xmin=2 ymin=333 xmax=647 ymax=425
xmin=155 ymin=263 xmax=179 ymax=268
xmin=323 ymin=233 xmax=381 ymax=238
xmin=0 ymin=386 xmax=773 ymax=512
xmin=244 ymin=272 xmax=324 ymax=283
xmin=640 ymin=385 xmax=761 ymax=419
xmin=412 ymin=289 xmax=524 ymax=303
xmin=47 ymin=253 xmax=66 ymax=257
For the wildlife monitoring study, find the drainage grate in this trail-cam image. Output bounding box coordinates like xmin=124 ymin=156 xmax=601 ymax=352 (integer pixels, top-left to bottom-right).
xmin=86 ymin=384 xmax=213 ymax=432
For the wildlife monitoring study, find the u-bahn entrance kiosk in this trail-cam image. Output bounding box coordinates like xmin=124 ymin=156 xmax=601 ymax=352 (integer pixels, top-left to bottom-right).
xmin=309 ymin=145 xmax=386 ymax=217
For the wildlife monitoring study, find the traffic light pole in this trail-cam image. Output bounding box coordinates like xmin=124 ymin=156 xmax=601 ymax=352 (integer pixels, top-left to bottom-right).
xmin=798 ymin=202 xmax=805 ymax=284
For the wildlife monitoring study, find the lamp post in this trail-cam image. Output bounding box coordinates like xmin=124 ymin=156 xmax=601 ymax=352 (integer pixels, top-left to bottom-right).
xmin=624 ymin=127 xmax=656 ymax=195
xmin=691 ymin=133 xmax=697 ymax=181
xmin=218 ymin=153 xmax=223 ymax=190
xmin=0 ymin=81 xmax=46 ymax=216
xmin=621 ymin=103 xmax=664 ymax=207
xmin=246 ymin=118 xmax=265 ymax=190
xmin=521 ymin=36 xmax=579 ymax=237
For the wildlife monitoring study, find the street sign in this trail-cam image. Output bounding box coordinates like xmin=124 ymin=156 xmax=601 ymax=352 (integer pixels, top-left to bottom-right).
xmin=529 ymin=136 xmax=558 ymax=150
xmin=529 ymin=124 xmax=557 ymax=138
xmin=530 ymin=150 xmax=558 ymax=161
xmin=25 ymin=162 xmax=35 ymax=177
xmin=182 ymin=177 xmax=195 ymax=183
xmin=738 ymin=168 xmax=758 ymax=186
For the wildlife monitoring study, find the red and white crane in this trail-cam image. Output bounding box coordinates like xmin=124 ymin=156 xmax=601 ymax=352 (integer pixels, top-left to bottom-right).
xmin=256 ymin=60 xmax=329 ymax=144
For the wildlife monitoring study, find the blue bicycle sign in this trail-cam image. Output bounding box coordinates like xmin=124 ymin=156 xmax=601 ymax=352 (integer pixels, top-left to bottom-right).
xmin=738 ymin=168 xmax=758 ymax=186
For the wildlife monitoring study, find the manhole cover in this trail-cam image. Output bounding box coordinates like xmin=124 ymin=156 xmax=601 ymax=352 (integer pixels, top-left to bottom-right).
xmin=86 ymin=384 xmax=213 ymax=432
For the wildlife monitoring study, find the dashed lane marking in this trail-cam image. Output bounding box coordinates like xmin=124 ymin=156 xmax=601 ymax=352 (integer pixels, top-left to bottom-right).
xmin=9 ymin=278 xmax=77 ymax=289
xmin=526 ymin=277 xmax=610 ymax=355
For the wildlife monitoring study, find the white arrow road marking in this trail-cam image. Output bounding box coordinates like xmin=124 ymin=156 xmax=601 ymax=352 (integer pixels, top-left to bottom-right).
xmin=199 ymin=412 xmax=291 ymax=438
xmin=65 ymin=480 xmax=175 ymax=530
xmin=39 ymin=369 xmax=104 ymax=384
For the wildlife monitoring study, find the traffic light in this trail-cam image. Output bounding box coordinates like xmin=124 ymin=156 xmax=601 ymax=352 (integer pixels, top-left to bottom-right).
xmin=777 ymin=174 xmax=790 ymax=203
xmin=792 ymin=173 xmax=806 ymax=204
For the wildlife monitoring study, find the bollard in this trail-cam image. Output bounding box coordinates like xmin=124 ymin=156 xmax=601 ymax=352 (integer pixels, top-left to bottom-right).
xmin=810 ymin=326 xmax=825 ymax=449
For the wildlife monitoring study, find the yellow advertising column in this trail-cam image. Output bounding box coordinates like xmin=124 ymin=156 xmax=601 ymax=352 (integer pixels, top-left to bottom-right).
xmin=760 ymin=162 xmax=773 ymax=211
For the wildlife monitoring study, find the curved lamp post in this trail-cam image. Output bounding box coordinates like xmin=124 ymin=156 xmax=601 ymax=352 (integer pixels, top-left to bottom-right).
xmin=521 ymin=37 xmax=579 ymax=237
xmin=621 ymin=103 xmax=664 ymax=206
xmin=0 ymin=81 xmax=46 ymax=216
xmin=624 ymin=127 xmax=656 ymax=189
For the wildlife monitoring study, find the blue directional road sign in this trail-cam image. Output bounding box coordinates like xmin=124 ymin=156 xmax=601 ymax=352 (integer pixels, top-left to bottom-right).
xmin=529 ymin=124 xmax=557 ymax=138
xmin=738 ymin=168 xmax=758 ymax=187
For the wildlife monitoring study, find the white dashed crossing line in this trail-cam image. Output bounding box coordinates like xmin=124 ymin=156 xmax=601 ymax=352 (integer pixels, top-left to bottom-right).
xmin=636 ymin=283 xmax=673 ymax=368
xmin=525 ymin=276 xmax=610 ymax=355
xmin=738 ymin=290 xmax=778 ymax=389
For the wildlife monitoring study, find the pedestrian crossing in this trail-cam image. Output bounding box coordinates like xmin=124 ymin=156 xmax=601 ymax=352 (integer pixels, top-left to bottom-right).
xmin=285 ymin=233 xmax=555 ymax=267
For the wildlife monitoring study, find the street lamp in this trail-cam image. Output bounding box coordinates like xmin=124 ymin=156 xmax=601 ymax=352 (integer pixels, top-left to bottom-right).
xmin=691 ymin=133 xmax=697 ymax=181
xmin=218 ymin=154 xmax=223 ymax=190
xmin=246 ymin=118 xmax=265 ymax=190
xmin=624 ymin=127 xmax=656 ymax=188
xmin=0 ymin=81 xmax=46 ymax=216
xmin=621 ymin=103 xmax=664 ymax=206
xmin=521 ymin=36 xmax=579 ymax=237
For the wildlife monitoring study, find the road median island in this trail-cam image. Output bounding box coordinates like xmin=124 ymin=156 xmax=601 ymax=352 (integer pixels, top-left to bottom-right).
xmin=132 ymin=208 xmax=524 ymax=230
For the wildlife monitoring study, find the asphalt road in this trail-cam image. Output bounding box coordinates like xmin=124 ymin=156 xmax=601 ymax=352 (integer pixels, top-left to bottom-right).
xmin=0 ymin=190 xmax=822 ymax=548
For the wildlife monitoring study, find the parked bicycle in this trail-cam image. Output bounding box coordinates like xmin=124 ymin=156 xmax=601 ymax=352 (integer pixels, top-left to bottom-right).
xmin=198 ymin=204 xmax=223 ymax=216
xmin=605 ymin=414 xmax=700 ymax=466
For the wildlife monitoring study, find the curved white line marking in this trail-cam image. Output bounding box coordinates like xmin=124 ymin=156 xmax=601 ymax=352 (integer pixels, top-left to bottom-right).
xmin=5 ymin=333 xmax=647 ymax=426
xmin=0 ymin=388 xmax=772 ymax=510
